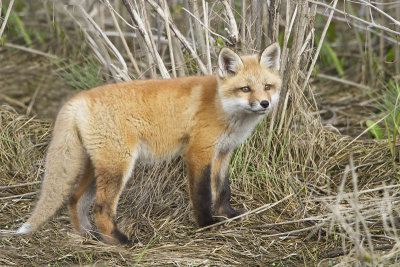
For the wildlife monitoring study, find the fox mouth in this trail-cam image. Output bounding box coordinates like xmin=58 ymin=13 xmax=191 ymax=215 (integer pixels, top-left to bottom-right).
xmin=246 ymin=108 xmax=268 ymax=114
xmin=254 ymin=109 xmax=267 ymax=114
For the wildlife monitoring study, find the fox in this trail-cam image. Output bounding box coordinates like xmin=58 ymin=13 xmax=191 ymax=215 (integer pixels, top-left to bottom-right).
xmin=15 ymin=43 xmax=281 ymax=244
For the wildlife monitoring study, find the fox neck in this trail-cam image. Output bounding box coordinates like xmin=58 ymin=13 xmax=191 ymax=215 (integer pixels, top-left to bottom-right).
xmin=227 ymin=112 xmax=264 ymax=136
xmin=216 ymin=113 xmax=263 ymax=153
xmin=215 ymin=94 xmax=264 ymax=153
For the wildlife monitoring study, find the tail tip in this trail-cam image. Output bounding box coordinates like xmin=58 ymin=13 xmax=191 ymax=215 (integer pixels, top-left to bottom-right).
xmin=15 ymin=223 xmax=33 ymax=235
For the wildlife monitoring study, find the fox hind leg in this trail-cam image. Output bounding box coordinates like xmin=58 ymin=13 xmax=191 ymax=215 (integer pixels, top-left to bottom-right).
xmin=68 ymin=158 xmax=95 ymax=235
xmin=94 ymin=168 xmax=129 ymax=244
xmin=92 ymin=149 xmax=138 ymax=244
xmin=77 ymin=180 xmax=96 ymax=234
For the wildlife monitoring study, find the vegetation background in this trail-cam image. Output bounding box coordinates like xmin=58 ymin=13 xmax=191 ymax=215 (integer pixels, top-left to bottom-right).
xmin=0 ymin=0 xmax=399 ymax=265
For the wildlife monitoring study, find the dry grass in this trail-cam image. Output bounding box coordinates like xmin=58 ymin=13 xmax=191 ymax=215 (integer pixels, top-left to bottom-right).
xmin=1 ymin=0 xmax=399 ymax=265
xmin=0 ymin=106 xmax=399 ymax=265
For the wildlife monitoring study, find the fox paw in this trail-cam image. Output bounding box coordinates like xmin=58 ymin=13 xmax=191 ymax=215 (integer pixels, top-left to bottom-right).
xmin=219 ymin=208 xmax=247 ymax=221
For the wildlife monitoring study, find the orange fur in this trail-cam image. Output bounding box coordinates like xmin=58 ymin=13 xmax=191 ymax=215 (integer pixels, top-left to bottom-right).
xmin=16 ymin=43 xmax=282 ymax=244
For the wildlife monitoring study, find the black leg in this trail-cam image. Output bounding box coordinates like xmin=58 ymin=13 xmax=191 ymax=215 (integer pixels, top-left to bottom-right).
xmin=189 ymin=165 xmax=215 ymax=227
xmin=215 ymin=174 xmax=242 ymax=218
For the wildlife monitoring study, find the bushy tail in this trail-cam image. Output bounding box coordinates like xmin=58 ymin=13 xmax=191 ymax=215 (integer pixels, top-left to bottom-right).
xmin=16 ymin=102 xmax=86 ymax=234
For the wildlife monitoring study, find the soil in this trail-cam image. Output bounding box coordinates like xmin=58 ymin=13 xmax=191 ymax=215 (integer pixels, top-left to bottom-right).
xmin=0 ymin=45 xmax=76 ymax=119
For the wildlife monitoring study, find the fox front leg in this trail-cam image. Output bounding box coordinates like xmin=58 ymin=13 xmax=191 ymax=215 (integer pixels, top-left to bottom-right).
xmin=211 ymin=151 xmax=243 ymax=219
xmin=185 ymin=142 xmax=216 ymax=227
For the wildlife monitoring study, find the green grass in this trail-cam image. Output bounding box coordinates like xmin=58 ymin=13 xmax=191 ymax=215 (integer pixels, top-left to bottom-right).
xmin=314 ymin=16 xmax=345 ymax=77
xmin=56 ymin=56 xmax=104 ymax=91
xmin=134 ymin=236 xmax=159 ymax=266
xmin=9 ymin=10 xmax=32 ymax=45
xmin=322 ymin=41 xmax=344 ymax=76
xmin=367 ymin=80 xmax=400 ymax=163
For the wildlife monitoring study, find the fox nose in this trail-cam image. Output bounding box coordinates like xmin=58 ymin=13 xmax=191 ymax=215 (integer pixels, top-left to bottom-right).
xmin=260 ymin=100 xmax=269 ymax=108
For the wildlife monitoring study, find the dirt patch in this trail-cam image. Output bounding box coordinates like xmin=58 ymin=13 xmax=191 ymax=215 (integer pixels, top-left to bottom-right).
xmin=0 ymin=45 xmax=78 ymax=119
xmin=313 ymin=80 xmax=379 ymax=138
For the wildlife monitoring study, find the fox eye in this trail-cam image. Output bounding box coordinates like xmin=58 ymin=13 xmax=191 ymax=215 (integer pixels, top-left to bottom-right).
xmin=265 ymin=84 xmax=272 ymax=90
xmin=240 ymin=86 xmax=251 ymax=93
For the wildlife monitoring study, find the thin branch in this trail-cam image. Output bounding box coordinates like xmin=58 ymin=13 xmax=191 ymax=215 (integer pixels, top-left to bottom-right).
xmin=0 ymin=192 xmax=37 ymax=201
xmin=104 ymin=3 xmax=138 ymax=31
xmin=146 ymin=0 xmax=208 ymax=74
xmin=81 ymin=6 xmax=128 ymax=71
xmin=241 ymin=0 xmax=246 ymax=51
xmin=181 ymin=7 xmax=231 ymax=45
xmin=259 ymin=222 xmax=326 ymax=238
xmin=78 ymin=5 xmax=131 ymax=81
xmin=311 ymin=184 xmax=400 ymax=202
xmin=162 ymin=0 xmax=176 ymax=77
xmin=0 ymin=0 xmax=14 ymax=39
xmin=222 ymin=0 xmax=239 ymax=44
xmin=188 ymin=0 xmax=206 ymax=62
xmin=309 ymin=0 xmax=400 ymax=37
xmin=26 ymin=76 xmax=44 ymax=116
xmin=121 ymin=0 xmax=170 ymax=78
xmin=105 ymin=0 xmax=141 ymax=76
xmin=316 ymin=73 xmax=372 ymax=91
xmin=3 ymin=43 xmax=58 ymax=59
xmin=351 ymin=0 xmax=400 ymax=27
xmin=302 ymin=0 xmax=338 ymax=91
xmin=317 ymin=10 xmax=399 ymax=44
xmin=0 ymin=181 xmax=41 ymax=190
xmin=196 ymin=193 xmax=294 ymax=232
xmin=202 ymin=0 xmax=212 ymax=74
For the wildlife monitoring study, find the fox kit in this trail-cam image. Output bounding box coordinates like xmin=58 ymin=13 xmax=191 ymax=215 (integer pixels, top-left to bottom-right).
xmin=16 ymin=43 xmax=281 ymax=244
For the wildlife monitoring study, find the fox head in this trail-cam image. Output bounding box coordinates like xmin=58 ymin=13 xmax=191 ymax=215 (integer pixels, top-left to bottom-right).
xmin=217 ymin=43 xmax=281 ymax=116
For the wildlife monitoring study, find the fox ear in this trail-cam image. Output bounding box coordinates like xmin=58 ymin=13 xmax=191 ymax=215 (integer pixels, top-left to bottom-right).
xmin=260 ymin=43 xmax=281 ymax=71
xmin=218 ymin=48 xmax=244 ymax=78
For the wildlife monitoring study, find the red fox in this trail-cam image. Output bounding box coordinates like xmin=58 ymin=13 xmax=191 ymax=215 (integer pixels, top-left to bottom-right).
xmin=16 ymin=43 xmax=281 ymax=244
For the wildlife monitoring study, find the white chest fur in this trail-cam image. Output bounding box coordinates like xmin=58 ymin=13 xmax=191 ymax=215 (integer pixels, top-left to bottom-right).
xmin=217 ymin=115 xmax=263 ymax=153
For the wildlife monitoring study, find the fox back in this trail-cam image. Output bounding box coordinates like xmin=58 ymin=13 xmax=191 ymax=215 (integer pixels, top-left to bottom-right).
xmin=16 ymin=43 xmax=282 ymax=244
